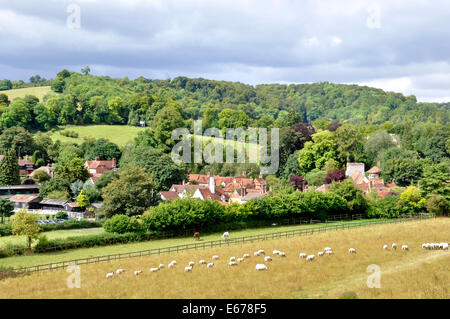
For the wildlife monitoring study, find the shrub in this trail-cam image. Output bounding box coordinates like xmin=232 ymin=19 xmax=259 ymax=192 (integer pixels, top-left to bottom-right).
xmin=426 ymin=194 xmax=449 ymax=216
xmin=55 ymin=211 xmax=69 ymax=219
xmin=35 ymin=235 xmax=50 ymax=251
xmin=103 ymin=215 xmax=140 ymax=234
xmin=39 ymin=219 xmax=101 ymax=231
xmin=0 ymin=224 xmax=12 ymax=236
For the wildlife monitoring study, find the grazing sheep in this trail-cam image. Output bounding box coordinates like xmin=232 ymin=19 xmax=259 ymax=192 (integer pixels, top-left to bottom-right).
xmin=299 ymin=253 xmax=307 ymax=259
xmin=442 ymin=243 xmax=448 ymax=251
xmin=278 ymin=252 xmax=286 ymax=257
xmin=184 ymin=266 xmax=193 ymax=272
xmin=189 ymin=261 xmax=195 ymax=267
xmin=383 ymin=245 xmax=388 ymax=250
xmin=212 ymin=255 xmax=219 ymax=260
xmin=401 ymin=245 xmax=409 ymax=251
xmin=243 ymin=254 xmax=251 ymax=259
xmin=199 ymin=260 xmax=206 ymax=265
xmin=237 ymin=258 xmax=245 ymax=263
xmin=134 ymin=270 xmax=142 ymax=276
xmin=159 ymin=264 xmax=164 ymax=269
xmin=273 ymin=250 xmax=280 ymax=255
xmin=207 ymin=262 xmax=214 ymax=268
xmin=392 ymin=243 xmax=397 ymax=250
xmin=255 ymin=264 xmax=268 ymax=271
xmin=106 ymin=272 xmax=114 ymax=279
xmin=228 ymin=261 xmax=238 ymax=266
xmin=229 ymin=257 xmax=236 ymax=262
xmin=170 ymin=260 xmax=177 ymax=265
xmin=349 ymin=248 xmax=356 ymax=254
xmin=254 ymin=251 xmax=261 ymax=256
xmin=326 ymin=250 xmax=334 ymax=255
xmin=324 ymin=247 xmax=332 ymax=251
xmin=306 ymin=255 xmax=315 ymax=262
xmin=116 ymin=269 xmax=125 ymax=274
xmin=258 ymin=249 xmax=265 ymax=255
xmin=318 ymin=251 xmax=324 ymax=257
xmin=168 ymin=263 xmax=175 ymax=268
xmin=150 ymin=267 xmax=160 ymax=272
xmin=264 ymin=256 xmax=272 ymax=262
xmin=222 ymin=231 xmax=229 ymax=240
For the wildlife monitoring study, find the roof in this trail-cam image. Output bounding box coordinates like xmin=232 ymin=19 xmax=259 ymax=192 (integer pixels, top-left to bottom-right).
xmin=0 ymin=155 xmax=34 ymax=167
xmin=40 ymin=198 xmax=68 ymax=206
xmin=9 ymin=194 xmax=40 ymax=203
xmin=242 ymin=192 xmax=266 ymax=201
xmin=0 ymin=185 xmax=40 ymax=190
xmin=66 ymin=202 xmax=78 ymax=207
xmin=367 ymin=166 xmax=381 ymax=174
xmin=85 ymin=159 xmax=116 ymax=170
xmin=160 ymin=191 xmax=179 ymax=200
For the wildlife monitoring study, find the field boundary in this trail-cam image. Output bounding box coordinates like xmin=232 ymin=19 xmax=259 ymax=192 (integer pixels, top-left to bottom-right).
xmin=0 ymin=214 xmax=435 ymax=277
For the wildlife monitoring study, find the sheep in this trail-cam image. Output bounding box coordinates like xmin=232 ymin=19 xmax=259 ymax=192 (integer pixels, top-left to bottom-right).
xmin=392 ymin=243 xmax=397 ymax=250
xmin=326 ymin=250 xmax=334 ymax=256
xmin=184 ymin=266 xmax=193 ymax=272
xmin=228 ymin=261 xmax=238 ymax=266
xmin=324 ymin=247 xmax=332 ymax=251
xmin=188 ymin=261 xmax=195 ymax=267
xmin=199 ymin=260 xmax=206 ymax=265
xmin=442 ymin=243 xmax=448 ymax=251
xmin=243 ymin=253 xmax=251 ymax=259
xmin=158 ymin=264 xmax=164 ymax=269
xmin=207 ymin=262 xmax=214 ymax=268
xmin=273 ymin=250 xmax=280 ymax=255
xmin=168 ymin=263 xmax=175 ymax=268
xmin=212 ymin=255 xmax=219 ymax=260
xmin=254 ymin=251 xmax=261 ymax=256
xmin=318 ymin=251 xmax=324 ymax=257
xmin=383 ymin=245 xmax=388 ymax=250
xmin=299 ymin=253 xmax=307 ymax=259
xmin=237 ymin=258 xmax=244 ymax=263
xmin=401 ymin=245 xmax=409 ymax=251
xmin=258 ymin=249 xmax=265 ymax=255
xmin=116 ymin=269 xmax=125 ymax=275
xmin=255 ymin=264 xmax=268 ymax=271
xmin=134 ymin=270 xmax=142 ymax=276
xmin=306 ymin=254 xmax=315 ymax=262
xmin=170 ymin=260 xmax=177 ymax=265
xmin=222 ymin=231 xmax=230 ymax=240
xmin=150 ymin=267 xmax=160 ymax=272
xmin=106 ymin=272 xmax=114 ymax=279
xmin=348 ymin=248 xmax=356 ymax=254
xmin=264 ymin=256 xmax=272 ymax=262
xmin=229 ymin=257 xmax=236 ymax=262
xmin=278 ymin=251 xmax=286 ymax=257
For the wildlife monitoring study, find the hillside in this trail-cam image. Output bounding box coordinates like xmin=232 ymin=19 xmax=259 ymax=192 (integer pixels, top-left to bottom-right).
xmin=1 ymin=86 xmax=56 ymax=102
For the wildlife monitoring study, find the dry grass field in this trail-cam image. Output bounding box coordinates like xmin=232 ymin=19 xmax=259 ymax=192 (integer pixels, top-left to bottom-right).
xmin=0 ymin=218 xmax=448 ymax=299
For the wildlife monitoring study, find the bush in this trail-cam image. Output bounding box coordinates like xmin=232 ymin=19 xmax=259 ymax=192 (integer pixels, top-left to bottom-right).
xmin=56 ymin=211 xmax=68 ymax=219
xmin=0 ymin=224 xmax=12 ymax=236
xmin=39 ymin=219 xmax=102 ymax=231
xmin=35 ymin=235 xmax=50 ymax=251
xmin=426 ymin=194 xmax=449 ymax=216
xmin=103 ymin=215 xmax=140 ymax=234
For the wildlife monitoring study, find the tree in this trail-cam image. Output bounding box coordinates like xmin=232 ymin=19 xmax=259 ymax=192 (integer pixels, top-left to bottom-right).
xmin=55 ymin=157 xmax=90 ymax=183
xmin=46 ymin=189 xmax=71 ymax=200
xmin=0 ymin=79 xmax=12 ymax=91
xmin=102 ymin=167 xmax=159 ymax=217
xmin=364 ymin=130 xmax=395 ymax=166
xmin=0 ymin=149 xmax=20 ymax=186
xmin=323 ymin=169 xmax=346 ymax=184
xmin=11 ymin=209 xmax=42 ymax=250
xmin=32 ymin=170 xmax=51 ymax=183
xmin=328 ymin=179 xmax=368 ymax=215
xmin=0 ymin=198 xmax=14 ymax=224
xmin=57 ymin=69 xmax=71 ymax=79
xmin=76 ymin=190 xmax=90 ymax=210
xmin=103 ymin=214 xmax=140 ymax=234
xmin=81 ymin=138 xmax=121 ymax=161
xmin=381 ymin=158 xmax=422 ymax=186
xmin=289 ymin=175 xmax=307 ymax=191
xmin=426 ymin=194 xmax=449 ymax=216
xmin=0 ymin=126 xmax=35 ymax=156
xmin=81 ymin=66 xmax=91 ymax=75
xmin=334 ymin=124 xmax=365 ymax=163
xmin=419 ymin=161 xmax=450 ymax=200
xmin=396 ymin=186 xmax=427 ymax=215
xmin=149 ymin=106 xmax=185 ymax=152
xmin=95 ymin=170 xmax=119 ymax=191
xmin=305 ymin=169 xmax=327 ymax=186
xmin=51 ymin=78 xmax=65 ymax=93
xmin=39 ymin=178 xmax=70 ymax=198
xmin=280 ymin=151 xmax=303 ymax=180
xmin=0 ymin=100 xmax=32 ymax=129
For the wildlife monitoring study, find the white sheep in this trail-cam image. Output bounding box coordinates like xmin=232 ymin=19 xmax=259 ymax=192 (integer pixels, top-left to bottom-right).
xmin=258 ymin=249 xmax=265 ymax=255
xmin=273 ymin=250 xmax=280 ymax=255
xmin=392 ymin=243 xmax=397 ymax=250
xmin=228 ymin=261 xmax=238 ymax=266
xmin=237 ymin=258 xmax=244 ymax=263
xmin=442 ymin=243 xmax=448 ymax=251
xmin=158 ymin=264 xmax=164 ymax=269
xmin=299 ymin=253 xmax=307 ymax=259
xmin=207 ymin=262 xmax=214 ymax=268
xmin=189 ymin=261 xmax=195 ymax=266
xmin=222 ymin=232 xmax=229 ymax=240
xmin=134 ymin=270 xmax=142 ymax=276
xmin=243 ymin=253 xmax=251 ymax=259
xmin=168 ymin=263 xmax=175 ymax=268
xmin=401 ymin=245 xmax=409 ymax=251
xmin=326 ymin=250 xmax=334 ymax=255
xmin=324 ymin=247 xmax=332 ymax=251
xmin=184 ymin=266 xmax=193 ymax=272
xmin=383 ymin=245 xmax=388 ymax=250
xmin=170 ymin=260 xmax=177 ymax=265
xmin=349 ymin=248 xmax=356 ymax=254
xmin=255 ymin=264 xmax=268 ymax=271
xmin=278 ymin=251 xmax=286 ymax=257
xmin=254 ymin=251 xmax=261 ymax=256
xmin=264 ymin=256 xmax=272 ymax=262
xmin=306 ymin=254 xmax=315 ymax=261
xmin=199 ymin=260 xmax=206 ymax=265
xmin=318 ymin=251 xmax=324 ymax=257
xmin=150 ymin=267 xmax=160 ymax=272
xmin=212 ymin=255 xmax=219 ymax=260
xmin=229 ymin=256 xmax=236 ymax=262
xmin=106 ymin=272 xmax=114 ymax=279
xmin=116 ymin=269 xmax=125 ymax=274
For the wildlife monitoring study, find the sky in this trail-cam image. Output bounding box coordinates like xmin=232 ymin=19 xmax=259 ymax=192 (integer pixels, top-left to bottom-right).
xmin=1 ymin=0 xmax=450 ymax=102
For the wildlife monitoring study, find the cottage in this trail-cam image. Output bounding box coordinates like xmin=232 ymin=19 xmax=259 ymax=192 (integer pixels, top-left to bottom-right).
xmin=39 ymin=199 xmax=69 ymax=211
xmin=0 ymin=155 xmax=36 ymax=176
xmin=9 ymin=194 xmax=41 ymax=210
xmin=84 ymin=157 xmax=117 ymax=184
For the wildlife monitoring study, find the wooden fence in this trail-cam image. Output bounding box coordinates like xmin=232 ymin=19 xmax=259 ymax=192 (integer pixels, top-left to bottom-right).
xmin=0 ymin=213 xmax=435 ymax=278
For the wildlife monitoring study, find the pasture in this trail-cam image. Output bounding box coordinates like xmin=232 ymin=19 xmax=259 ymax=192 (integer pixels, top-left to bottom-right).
xmin=0 ymin=218 xmax=448 ymax=299
xmin=1 ymin=86 xmax=55 ymax=102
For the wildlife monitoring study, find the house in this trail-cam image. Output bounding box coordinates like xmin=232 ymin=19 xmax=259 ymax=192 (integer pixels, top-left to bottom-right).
xmin=30 ymin=164 xmax=54 ymax=179
xmin=0 ymin=184 xmax=40 ymax=199
xmin=0 ymin=155 xmax=36 ymax=175
xmin=164 ymin=177 xmax=229 ymax=204
xmin=229 ymin=188 xmax=266 ymax=204
xmin=38 ymin=199 xmax=69 ymax=211
xmin=159 ymin=191 xmax=180 ymax=201
xmin=188 ymin=171 xmax=267 ymax=194
xmin=84 ymin=157 xmax=118 ymax=184
xmin=9 ymin=194 xmax=41 ymax=210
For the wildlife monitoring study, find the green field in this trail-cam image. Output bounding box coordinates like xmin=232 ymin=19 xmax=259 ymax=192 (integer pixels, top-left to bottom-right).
xmin=0 ymin=219 xmax=369 ymax=268
xmin=1 ymin=86 xmax=56 ymax=102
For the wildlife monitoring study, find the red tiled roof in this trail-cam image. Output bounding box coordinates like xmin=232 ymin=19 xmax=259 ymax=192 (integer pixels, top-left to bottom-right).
xmin=367 ymin=166 xmax=381 ymax=174
xmin=160 ymin=191 xmax=179 ymax=200
xmin=85 ymin=159 xmax=116 ymax=170
xmin=9 ymin=194 xmax=40 ymax=203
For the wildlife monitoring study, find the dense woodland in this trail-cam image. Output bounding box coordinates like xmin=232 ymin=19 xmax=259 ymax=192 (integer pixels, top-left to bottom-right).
xmin=0 ymin=69 xmax=448 ymax=234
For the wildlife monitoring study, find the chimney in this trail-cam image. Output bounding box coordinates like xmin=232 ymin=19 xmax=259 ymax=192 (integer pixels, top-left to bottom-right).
xmin=259 ymin=173 xmax=263 ymax=179
xmin=112 ymin=157 xmax=117 ymax=168
xmin=182 ymin=179 xmax=185 ymax=185
xmin=209 ymin=176 xmax=215 ymax=194
xmin=242 ymin=171 xmax=246 ymax=178
xmin=26 ymin=155 xmax=30 ymax=161
xmin=207 ymin=171 xmax=211 ymax=178
xmin=269 ymin=185 xmax=273 ymax=192
xmin=377 ymin=160 xmax=381 ymax=168
xmin=95 ymin=157 xmax=100 ymax=161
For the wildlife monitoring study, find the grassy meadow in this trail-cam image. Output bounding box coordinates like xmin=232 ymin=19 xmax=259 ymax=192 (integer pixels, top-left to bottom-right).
xmin=2 ymin=86 xmax=55 ymax=102
xmin=0 ymin=218 xmax=448 ymax=299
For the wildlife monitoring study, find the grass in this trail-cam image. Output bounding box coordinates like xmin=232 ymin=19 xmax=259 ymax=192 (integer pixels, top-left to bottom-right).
xmin=0 ymin=218 xmax=447 ymax=299
xmin=0 ymin=219 xmax=370 ymax=269
xmin=1 ymin=86 xmax=55 ymax=102
xmin=0 ymin=228 xmax=105 ymax=247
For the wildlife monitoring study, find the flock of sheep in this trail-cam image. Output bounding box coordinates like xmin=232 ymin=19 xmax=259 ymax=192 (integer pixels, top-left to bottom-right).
xmin=104 ymin=233 xmax=448 ymax=279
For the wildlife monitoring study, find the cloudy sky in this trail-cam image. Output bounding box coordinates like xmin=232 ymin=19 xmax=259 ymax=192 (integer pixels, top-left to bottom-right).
xmin=1 ymin=0 xmax=450 ymax=102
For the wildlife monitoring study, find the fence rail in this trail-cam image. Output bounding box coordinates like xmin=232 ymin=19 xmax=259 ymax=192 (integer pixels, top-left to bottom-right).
xmin=0 ymin=213 xmax=435 ymax=278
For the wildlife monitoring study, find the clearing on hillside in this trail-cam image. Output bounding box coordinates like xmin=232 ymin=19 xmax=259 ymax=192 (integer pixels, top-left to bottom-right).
xmin=0 ymin=218 xmax=448 ymax=299
xmin=1 ymin=86 xmax=55 ymax=102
